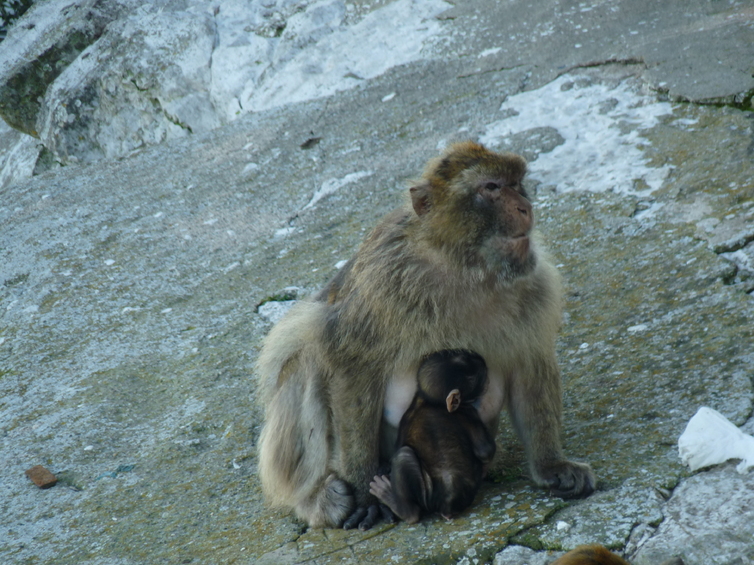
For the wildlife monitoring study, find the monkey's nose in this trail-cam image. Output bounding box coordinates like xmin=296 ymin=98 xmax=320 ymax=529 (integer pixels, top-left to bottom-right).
xmin=516 ymin=199 xmax=533 ymax=229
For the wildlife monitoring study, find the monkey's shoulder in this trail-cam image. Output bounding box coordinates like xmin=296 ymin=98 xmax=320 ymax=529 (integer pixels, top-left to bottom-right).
xmin=315 ymin=207 xmax=413 ymax=305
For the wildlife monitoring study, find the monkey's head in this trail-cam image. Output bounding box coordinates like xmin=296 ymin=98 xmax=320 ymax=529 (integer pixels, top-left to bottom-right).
xmin=416 ymin=349 xmax=488 ymax=407
xmin=410 ymin=141 xmax=535 ymax=281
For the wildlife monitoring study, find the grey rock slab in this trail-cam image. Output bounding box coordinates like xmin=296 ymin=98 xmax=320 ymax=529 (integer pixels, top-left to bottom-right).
xmin=494 ymin=545 xmax=564 ymax=565
xmin=0 ymin=0 xmax=136 ymax=136
xmin=2 ymin=0 xmax=754 ymax=171
xmin=0 ymin=102 xmax=335 ymax=563
xmin=514 ymin=482 xmax=664 ymax=552
xmin=632 ymin=463 xmax=754 ymax=565
xmin=255 ymin=485 xmax=559 ymax=565
xmin=0 ymin=4 xmax=753 ymax=565
xmin=432 ymin=0 xmax=754 ymax=102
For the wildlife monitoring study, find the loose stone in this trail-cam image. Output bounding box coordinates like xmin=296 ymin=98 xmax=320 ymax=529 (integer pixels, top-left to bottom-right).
xmin=25 ymin=465 xmax=58 ymax=489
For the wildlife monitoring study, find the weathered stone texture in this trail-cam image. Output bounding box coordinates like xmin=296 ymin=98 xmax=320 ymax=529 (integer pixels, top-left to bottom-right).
xmin=0 ymin=1 xmax=752 ymax=564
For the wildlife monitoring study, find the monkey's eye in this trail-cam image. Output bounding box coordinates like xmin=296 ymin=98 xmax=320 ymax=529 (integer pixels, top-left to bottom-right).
xmin=483 ymin=182 xmax=500 ymax=191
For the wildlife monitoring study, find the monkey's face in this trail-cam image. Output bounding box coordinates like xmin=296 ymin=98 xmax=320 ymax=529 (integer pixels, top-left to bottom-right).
xmin=460 ymin=167 xmax=536 ymax=280
xmin=411 ymin=142 xmax=537 ymax=281
xmin=474 ymin=180 xmax=534 ymax=274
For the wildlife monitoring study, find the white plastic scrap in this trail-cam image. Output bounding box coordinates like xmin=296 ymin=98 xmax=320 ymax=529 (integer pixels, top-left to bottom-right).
xmin=678 ymin=406 xmax=754 ymax=474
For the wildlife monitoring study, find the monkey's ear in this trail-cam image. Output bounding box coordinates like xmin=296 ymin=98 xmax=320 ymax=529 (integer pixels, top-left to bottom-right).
xmin=409 ymin=181 xmax=432 ymax=216
xmin=446 ymin=389 xmax=461 ymax=413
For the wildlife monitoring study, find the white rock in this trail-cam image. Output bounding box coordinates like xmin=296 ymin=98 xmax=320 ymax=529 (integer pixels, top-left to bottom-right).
xmin=480 ymin=74 xmax=673 ymax=196
xmin=244 ymin=0 xmax=449 ymax=113
xmin=0 ymin=121 xmax=39 ymax=189
xmin=304 ymin=170 xmax=373 ymax=210
xmin=678 ymin=406 xmax=754 ymax=473
xmin=720 ymin=241 xmax=754 ymax=276
xmin=494 ymin=545 xmax=561 ymax=565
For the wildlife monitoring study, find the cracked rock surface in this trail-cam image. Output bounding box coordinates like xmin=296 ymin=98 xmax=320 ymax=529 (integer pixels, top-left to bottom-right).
xmin=0 ymin=1 xmax=753 ymax=564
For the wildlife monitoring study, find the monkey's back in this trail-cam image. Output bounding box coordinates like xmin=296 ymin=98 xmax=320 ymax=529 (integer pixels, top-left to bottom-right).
xmin=399 ymin=401 xmax=487 ymax=517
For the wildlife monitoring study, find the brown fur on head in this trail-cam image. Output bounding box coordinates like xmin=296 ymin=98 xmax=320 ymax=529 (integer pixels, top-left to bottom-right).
xmin=426 ymin=141 xmax=527 ymax=188
xmin=410 ymin=141 xmax=527 ymax=214
xmin=551 ymin=545 xmax=630 ymax=565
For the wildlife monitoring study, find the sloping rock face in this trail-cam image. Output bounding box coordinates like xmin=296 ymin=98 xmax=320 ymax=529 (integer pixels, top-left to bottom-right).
xmin=0 ymin=1 xmax=753 ymax=565
xmin=2 ymin=0 xmax=753 ymax=175
xmin=0 ymin=0 xmax=449 ymax=170
xmin=0 ymin=119 xmax=38 ymax=187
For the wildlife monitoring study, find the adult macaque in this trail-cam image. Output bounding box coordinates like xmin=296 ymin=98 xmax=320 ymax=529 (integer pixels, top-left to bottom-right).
xmin=369 ymin=349 xmax=496 ymax=523
xmin=257 ymin=141 xmax=595 ymax=529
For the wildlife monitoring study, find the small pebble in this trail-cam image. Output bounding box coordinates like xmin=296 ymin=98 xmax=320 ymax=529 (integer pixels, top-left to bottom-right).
xmin=556 ymin=520 xmax=571 ymax=532
xmin=25 ymin=465 xmax=57 ymax=489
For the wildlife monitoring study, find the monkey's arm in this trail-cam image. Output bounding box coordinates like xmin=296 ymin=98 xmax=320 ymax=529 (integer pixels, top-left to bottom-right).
xmin=369 ymin=446 xmax=428 ymax=524
xmin=508 ymin=354 xmax=595 ymax=499
xmin=465 ymin=415 xmax=497 ymax=464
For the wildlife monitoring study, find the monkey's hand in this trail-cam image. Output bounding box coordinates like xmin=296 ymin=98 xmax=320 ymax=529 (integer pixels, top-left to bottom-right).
xmin=538 ymin=460 xmax=595 ymax=499
xmin=342 ymin=477 xmax=398 ymax=530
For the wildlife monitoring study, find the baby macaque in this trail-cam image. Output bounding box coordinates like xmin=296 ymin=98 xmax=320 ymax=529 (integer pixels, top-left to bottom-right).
xmin=369 ymin=350 xmax=496 ymax=523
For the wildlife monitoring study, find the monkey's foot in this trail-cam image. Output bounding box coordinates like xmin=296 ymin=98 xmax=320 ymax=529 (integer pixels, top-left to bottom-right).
xmin=342 ymin=504 xmax=381 ymax=530
xmin=296 ymin=474 xmax=354 ymax=528
xmin=538 ymin=460 xmax=595 ymax=499
xmin=340 ymin=476 xmax=399 ymax=529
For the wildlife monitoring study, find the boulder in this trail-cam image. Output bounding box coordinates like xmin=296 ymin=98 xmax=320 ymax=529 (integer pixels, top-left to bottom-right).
xmin=0 ymin=0 xmax=134 ymax=136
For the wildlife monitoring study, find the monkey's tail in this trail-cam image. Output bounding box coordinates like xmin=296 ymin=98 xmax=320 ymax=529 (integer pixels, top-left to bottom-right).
xmin=258 ymin=354 xmax=327 ymax=502
xmin=256 ymin=301 xmax=327 ymax=402
xmin=257 ymin=347 xmax=354 ymax=527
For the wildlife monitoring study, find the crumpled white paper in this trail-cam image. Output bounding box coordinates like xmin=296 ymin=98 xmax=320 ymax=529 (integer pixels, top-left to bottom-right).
xmin=678 ymin=406 xmax=754 ymax=474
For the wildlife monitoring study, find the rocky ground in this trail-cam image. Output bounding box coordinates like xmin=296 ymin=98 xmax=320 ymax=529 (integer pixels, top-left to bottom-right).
xmin=1 ymin=1 xmax=753 ymax=564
